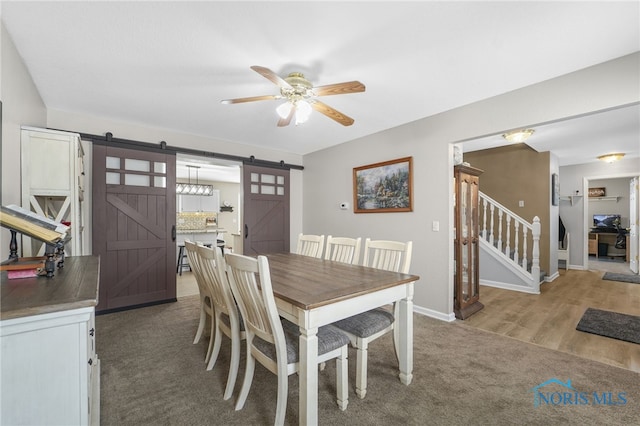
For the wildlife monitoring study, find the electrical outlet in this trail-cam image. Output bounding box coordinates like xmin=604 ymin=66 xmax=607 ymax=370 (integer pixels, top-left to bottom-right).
xmin=432 ymin=221 xmax=440 ymax=231
xmin=519 ymin=200 xmax=525 ymax=207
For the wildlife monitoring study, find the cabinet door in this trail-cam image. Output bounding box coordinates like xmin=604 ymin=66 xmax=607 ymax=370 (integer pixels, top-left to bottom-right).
xmin=200 ymin=191 xmax=220 ymax=213
xmin=180 ymin=195 xmax=201 ymax=212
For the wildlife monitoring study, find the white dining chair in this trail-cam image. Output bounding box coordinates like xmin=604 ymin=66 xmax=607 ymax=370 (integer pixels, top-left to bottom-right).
xmin=324 ymin=235 xmax=362 ymax=265
xmin=295 ymin=233 xmax=325 ymax=258
xmin=225 ymin=252 xmax=350 ymax=425
xmin=333 ymin=238 xmax=413 ymax=399
xmin=197 ymin=245 xmax=246 ymax=400
xmin=184 ymin=241 xmax=214 ymax=355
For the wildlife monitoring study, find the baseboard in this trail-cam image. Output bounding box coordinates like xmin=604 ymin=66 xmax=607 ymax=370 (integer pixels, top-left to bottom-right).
xmin=413 ymin=304 xmax=455 ymax=322
xmin=480 ymin=279 xmax=540 ymax=294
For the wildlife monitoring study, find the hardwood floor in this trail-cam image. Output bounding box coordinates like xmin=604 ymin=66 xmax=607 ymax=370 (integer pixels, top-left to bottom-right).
xmin=464 ymin=262 xmax=640 ymax=373
xmin=177 ymin=271 xmax=199 ymax=298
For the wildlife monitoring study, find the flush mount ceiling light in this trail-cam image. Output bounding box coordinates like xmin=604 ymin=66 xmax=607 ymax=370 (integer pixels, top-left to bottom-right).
xmin=597 ymin=153 xmax=625 ymax=163
xmin=502 ymin=129 xmax=535 ymax=143
xmin=176 ymin=165 xmax=214 ymax=195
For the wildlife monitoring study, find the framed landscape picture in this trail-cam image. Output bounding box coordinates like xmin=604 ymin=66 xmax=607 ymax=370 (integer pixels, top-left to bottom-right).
xmin=353 ymin=156 xmax=413 ymax=213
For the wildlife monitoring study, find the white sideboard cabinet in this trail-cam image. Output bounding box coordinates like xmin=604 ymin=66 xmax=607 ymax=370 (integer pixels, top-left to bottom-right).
xmin=0 ymin=256 xmax=100 ymax=425
xmin=21 ymin=126 xmax=87 ymax=257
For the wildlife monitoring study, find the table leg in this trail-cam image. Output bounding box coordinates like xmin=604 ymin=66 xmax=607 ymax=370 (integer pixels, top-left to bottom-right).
xmin=299 ymin=325 xmax=319 ymax=426
xmin=398 ymin=283 xmax=414 ymax=386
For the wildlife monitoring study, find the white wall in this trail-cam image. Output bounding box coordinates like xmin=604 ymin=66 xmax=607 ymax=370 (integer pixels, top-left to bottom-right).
xmin=303 ymin=53 xmax=640 ymax=319
xmin=1 ymin=23 xmax=47 ymax=258
xmin=559 ymin=157 xmax=640 ymax=268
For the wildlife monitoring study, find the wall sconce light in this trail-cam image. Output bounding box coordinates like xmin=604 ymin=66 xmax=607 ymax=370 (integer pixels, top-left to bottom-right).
xmin=502 ymin=129 xmax=535 ymax=143
xmin=597 ymin=153 xmax=625 ymax=163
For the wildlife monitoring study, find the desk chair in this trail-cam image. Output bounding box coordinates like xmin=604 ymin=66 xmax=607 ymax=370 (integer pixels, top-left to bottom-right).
xmin=225 ymin=253 xmax=350 ymax=424
xmin=333 ymin=238 xmax=413 ymax=399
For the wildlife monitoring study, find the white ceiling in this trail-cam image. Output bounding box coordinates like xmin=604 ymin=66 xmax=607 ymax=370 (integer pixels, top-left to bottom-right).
xmin=463 ymin=104 xmax=640 ymax=166
xmin=3 ymin=1 xmax=639 ymax=170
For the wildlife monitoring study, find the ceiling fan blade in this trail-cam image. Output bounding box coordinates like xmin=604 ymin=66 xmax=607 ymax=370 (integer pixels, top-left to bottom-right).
xmin=277 ymin=105 xmax=295 ymax=127
xmin=314 ymin=81 xmax=365 ymax=97
xmin=311 ymin=101 xmax=355 ymax=126
xmin=250 ymin=65 xmax=292 ymax=88
xmin=221 ymin=94 xmax=280 ymax=104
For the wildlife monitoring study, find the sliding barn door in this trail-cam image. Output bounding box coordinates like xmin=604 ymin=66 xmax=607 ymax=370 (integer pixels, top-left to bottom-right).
xmin=93 ymin=145 xmax=176 ymax=312
xmin=243 ymin=164 xmax=290 ymax=255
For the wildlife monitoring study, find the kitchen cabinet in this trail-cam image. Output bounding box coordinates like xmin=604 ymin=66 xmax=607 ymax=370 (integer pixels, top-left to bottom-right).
xmin=177 ymin=191 xmax=219 ymax=212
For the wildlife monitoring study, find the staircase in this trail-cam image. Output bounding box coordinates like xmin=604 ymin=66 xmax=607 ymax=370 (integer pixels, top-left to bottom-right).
xmin=478 ymin=191 xmax=543 ymax=294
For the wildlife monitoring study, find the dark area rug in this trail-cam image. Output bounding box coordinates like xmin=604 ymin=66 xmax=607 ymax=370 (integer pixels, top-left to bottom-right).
xmin=576 ymin=307 xmax=640 ymax=344
xmin=602 ymin=272 xmax=640 ymax=284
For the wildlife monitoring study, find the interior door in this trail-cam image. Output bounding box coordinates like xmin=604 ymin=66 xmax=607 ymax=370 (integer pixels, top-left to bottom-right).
xmin=93 ymin=144 xmax=176 ymax=312
xmin=630 ymin=177 xmax=638 ymax=273
xmin=242 ymin=164 xmax=290 ymax=255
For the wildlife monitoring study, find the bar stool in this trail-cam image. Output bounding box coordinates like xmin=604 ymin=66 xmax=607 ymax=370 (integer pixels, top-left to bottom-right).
xmin=177 ymin=244 xmax=190 ymax=275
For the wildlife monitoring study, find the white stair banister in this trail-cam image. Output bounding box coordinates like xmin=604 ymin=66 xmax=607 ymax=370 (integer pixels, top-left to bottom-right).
xmin=478 ymin=191 xmax=543 ymax=290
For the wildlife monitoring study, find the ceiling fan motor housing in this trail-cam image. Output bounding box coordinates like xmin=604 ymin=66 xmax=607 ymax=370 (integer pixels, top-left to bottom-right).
xmin=281 ymin=72 xmax=314 ymax=100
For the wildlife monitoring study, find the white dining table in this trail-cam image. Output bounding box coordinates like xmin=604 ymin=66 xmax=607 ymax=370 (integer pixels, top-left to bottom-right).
xmin=265 ymin=252 xmax=420 ymax=426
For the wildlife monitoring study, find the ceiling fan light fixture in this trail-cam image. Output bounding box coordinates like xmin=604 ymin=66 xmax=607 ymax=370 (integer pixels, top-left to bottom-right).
xmin=276 ymin=101 xmax=293 ymax=119
xmin=294 ymin=100 xmax=312 ymax=125
xmin=502 ymin=129 xmax=535 ymax=143
xmin=597 ymin=153 xmax=625 ymax=163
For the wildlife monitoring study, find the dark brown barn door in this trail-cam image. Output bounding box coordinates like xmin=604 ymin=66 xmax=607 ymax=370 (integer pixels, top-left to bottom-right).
xmin=243 ymin=164 xmax=290 ymax=255
xmin=92 ymin=144 xmax=176 ymax=312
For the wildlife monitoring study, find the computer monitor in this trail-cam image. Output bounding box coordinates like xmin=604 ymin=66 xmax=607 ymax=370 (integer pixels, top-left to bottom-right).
xmin=592 ymin=214 xmax=621 ymax=229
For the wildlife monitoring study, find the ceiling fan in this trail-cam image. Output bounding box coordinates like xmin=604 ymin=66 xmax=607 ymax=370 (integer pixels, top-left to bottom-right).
xmin=221 ymin=65 xmax=365 ymax=127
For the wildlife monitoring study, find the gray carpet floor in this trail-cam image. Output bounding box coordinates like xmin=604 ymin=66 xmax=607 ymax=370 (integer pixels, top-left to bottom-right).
xmin=96 ymin=295 xmax=640 ymax=425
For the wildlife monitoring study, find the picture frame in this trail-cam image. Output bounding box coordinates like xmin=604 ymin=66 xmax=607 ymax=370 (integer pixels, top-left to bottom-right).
xmin=353 ymin=156 xmax=413 ymax=213
xmin=588 ymin=187 xmax=606 ymax=197
xmin=552 ymin=173 xmax=559 ymax=206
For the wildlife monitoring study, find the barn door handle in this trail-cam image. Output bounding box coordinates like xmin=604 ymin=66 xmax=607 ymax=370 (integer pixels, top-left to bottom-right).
xmin=171 ymin=225 xmax=176 ymax=242
xmin=244 ymin=224 xmax=248 ymax=239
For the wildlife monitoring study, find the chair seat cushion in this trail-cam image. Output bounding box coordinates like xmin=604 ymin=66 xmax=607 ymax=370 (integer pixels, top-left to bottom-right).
xmin=254 ymin=319 xmax=350 ymax=364
xmin=333 ymin=308 xmax=395 ymax=338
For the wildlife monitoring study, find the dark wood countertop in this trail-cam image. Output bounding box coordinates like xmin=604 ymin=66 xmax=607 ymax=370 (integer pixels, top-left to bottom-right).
xmin=1 ymin=255 xmax=100 ymax=321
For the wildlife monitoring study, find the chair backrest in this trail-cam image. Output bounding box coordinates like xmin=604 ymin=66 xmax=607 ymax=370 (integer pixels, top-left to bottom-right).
xmin=362 ymin=238 xmax=413 ymax=274
xmin=197 ymin=245 xmax=236 ymax=316
xmin=225 ymin=253 xmax=285 ymax=351
xmin=324 ymin=235 xmax=362 ymax=265
xmin=184 ymin=240 xmax=207 ymax=292
xmin=295 ymin=233 xmax=325 ymax=258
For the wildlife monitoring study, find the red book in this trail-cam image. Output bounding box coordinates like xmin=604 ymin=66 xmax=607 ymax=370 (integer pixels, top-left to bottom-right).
xmin=7 ymin=269 xmax=40 ymax=279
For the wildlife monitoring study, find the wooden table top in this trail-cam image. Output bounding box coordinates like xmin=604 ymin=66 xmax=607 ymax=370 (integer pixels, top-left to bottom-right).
xmin=265 ymin=252 xmax=419 ymax=310
xmin=1 ymin=255 xmax=100 ymax=321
